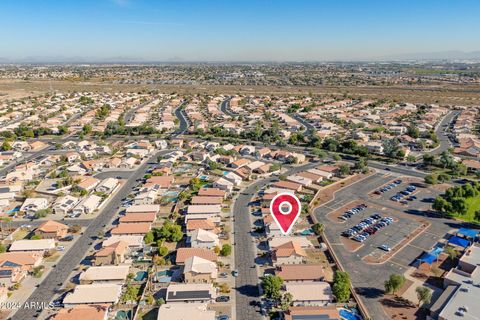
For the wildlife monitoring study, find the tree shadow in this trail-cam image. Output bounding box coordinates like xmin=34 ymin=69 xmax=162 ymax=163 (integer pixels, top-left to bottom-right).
xmin=235 ymin=284 xmax=260 ymax=298
xmin=355 ymin=286 xmax=384 ymax=299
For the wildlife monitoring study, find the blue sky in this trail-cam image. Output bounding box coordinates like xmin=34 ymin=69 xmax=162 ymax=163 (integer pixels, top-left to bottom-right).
xmin=1 ymin=0 xmax=479 ymax=61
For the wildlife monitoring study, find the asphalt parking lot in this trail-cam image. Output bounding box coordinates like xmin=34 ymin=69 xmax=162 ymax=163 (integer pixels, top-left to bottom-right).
xmin=339 ymin=203 xmax=422 ymax=260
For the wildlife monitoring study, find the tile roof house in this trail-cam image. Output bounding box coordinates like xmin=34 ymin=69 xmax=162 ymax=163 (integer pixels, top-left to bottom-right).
xmin=275 ymin=264 xmax=325 ymax=282
xmin=176 ymin=248 xmax=218 ymax=265
xmin=166 ymin=283 xmax=216 ymax=304
xmin=119 ymin=213 xmax=156 ymax=224
xmin=63 ymin=283 xmax=122 ymax=307
xmin=110 ymin=223 xmax=151 ymax=235
xmin=198 ymin=188 xmax=226 ymax=199
xmin=51 ymin=305 xmax=108 ymax=320
xmin=34 ymin=220 xmax=68 ymax=239
xmin=157 ymin=303 xmax=215 ymax=320
xmin=183 ymin=256 xmax=218 ymax=283
xmin=284 ymin=306 xmax=340 ymax=320
xmin=272 ymin=240 xmax=307 ymax=266
xmin=93 ymin=240 xmax=128 ymax=266
xmin=9 ymin=239 xmax=56 ymax=252
xmin=285 ymin=282 xmax=333 ymax=306
xmin=191 ymin=196 xmax=223 ymax=205
xmin=79 ymin=265 xmax=130 ymax=284
xmin=186 ymin=219 xmax=217 ymax=237
xmin=190 ymin=229 xmax=220 ymax=249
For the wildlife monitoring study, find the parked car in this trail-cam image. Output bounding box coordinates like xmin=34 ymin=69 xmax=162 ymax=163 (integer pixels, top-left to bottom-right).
xmin=216 ymin=296 xmax=230 ymax=302
xmin=379 ymin=244 xmax=391 ymax=252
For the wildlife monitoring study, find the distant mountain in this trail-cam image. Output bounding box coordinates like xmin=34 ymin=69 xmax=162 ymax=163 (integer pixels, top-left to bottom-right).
xmin=4 ymin=55 xmax=147 ymax=64
xmin=376 ymin=50 xmax=480 ymax=61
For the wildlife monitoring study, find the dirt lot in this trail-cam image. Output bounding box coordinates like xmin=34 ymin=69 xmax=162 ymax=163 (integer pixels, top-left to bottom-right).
xmin=2 ymin=79 xmax=480 ymax=105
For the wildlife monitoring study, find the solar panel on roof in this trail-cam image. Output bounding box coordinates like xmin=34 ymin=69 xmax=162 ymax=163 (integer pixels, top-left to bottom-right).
xmin=167 ymin=290 xmax=212 ymax=300
xmin=0 ymin=270 xmax=13 ymax=276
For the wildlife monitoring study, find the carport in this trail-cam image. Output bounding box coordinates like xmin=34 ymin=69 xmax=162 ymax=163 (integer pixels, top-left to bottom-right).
xmin=456 ymin=228 xmax=479 ymax=242
xmin=448 ymin=236 xmax=470 ymax=249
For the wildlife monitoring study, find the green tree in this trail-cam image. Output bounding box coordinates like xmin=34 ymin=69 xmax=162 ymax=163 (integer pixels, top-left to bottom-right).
xmin=415 ymin=286 xmax=432 ymax=307
xmin=444 ymin=245 xmax=459 ymax=261
xmin=424 ymin=174 xmax=438 ymax=185
xmin=423 ymin=154 xmax=436 ymax=167
xmin=407 ymin=125 xmax=420 ymax=138
xmin=384 ymin=274 xmax=405 ymax=295
xmin=144 ymin=231 xmax=154 ymax=244
xmin=332 ymin=271 xmax=351 ymax=302
xmin=312 ymin=223 xmax=325 ymax=236
xmin=338 ymin=164 xmax=351 ymax=177
xmin=280 ymin=292 xmax=293 ymax=311
xmin=262 ymin=275 xmax=283 ymax=301
xmin=158 ymin=246 xmax=169 ymax=257
xmin=0 ymin=243 xmax=6 ymax=253
xmin=475 ymin=210 xmax=480 ymax=222
xmin=220 ymin=244 xmax=232 ymax=257
xmin=1 ymin=140 xmax=12 ymax=151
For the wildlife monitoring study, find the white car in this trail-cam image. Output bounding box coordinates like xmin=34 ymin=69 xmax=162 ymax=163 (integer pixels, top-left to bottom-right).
xmin=379 ymin=244 xmax=391 ymax=252
xmin=56 ymin=246 xmax=65 ymax=251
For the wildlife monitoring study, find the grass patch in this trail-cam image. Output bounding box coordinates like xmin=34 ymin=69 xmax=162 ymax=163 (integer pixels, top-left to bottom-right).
xmin=12 ymin=229 xmax=29 ymax=241
xmin=464 ymin=196 xmax=480 ymax=222
xmin=44 ymin=252 xmax=60 ymax=262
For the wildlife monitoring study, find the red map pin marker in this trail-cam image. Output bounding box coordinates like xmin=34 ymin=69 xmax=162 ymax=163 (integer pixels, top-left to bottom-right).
xmin=270 ymin=192 xmax=302 ymax=235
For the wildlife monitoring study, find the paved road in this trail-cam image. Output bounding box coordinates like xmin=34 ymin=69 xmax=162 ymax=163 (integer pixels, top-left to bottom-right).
xmin=426 ymin=110 xmax=460 ymax=155
xmin=233 ymin=161 xmax=320 ymax=320
xmin=173 ymin=102 xmax=189 ymax=136
xmin=291 ymin=113 xmax=315 ymax=135
xmin=124 ymin=99 xmax=155 ymax=124
xmin=220 ymin=97 xmax=236 ymax=117
xmin=0 ymin=146 xmax=53 ymax=177
xmin=12 ymin=149 xmax=171 ymax=320
xmin=367 ymin=161 xmax=426 ymax=178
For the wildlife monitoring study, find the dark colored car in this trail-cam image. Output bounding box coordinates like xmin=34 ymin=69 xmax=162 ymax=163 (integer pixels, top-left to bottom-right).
xmin=216 ymin=296 xmax=230 ymax=302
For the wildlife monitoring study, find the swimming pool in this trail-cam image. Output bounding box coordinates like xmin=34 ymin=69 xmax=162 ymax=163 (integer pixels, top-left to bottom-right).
xmin=134 ymin=271 xmax=147 ymax=281
xmin=339 ymin=308 xmax=362 ymax=320
xmin=6 ymin=207 xmax=20 ymax=215
xmin=163 ymin=191 xmax=179 ymax=197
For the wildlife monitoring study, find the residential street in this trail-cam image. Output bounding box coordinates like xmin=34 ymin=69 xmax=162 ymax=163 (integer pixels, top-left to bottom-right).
xmin=12 ymin=149 xmax=172 ymax=320
xmin=233 ymin=161 xmax=320 ymax=320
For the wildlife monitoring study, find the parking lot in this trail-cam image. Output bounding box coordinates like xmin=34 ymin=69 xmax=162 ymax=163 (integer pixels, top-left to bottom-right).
xmin=336 ymin=201 xmax=423 ymax=259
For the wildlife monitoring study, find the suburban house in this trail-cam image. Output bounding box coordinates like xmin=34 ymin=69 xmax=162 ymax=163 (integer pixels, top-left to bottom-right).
xmin=73 ymin=194 xmax=102 ymax=215
xmin=76 ymin=177 xmax=100 ymax=192
xmin=93 ymin=240 xmax=128 ymax=266
xmin=191 ymin=196 xmax=223 ymax=205
xmin=271 ymin=240 xmax=307 ymax=266
xmin=19 ymin=198 xmax=48 ymax=216
xmin=183 ymin=256 xmax=218 ymax=283
xmin=95 ymin=178 xmax=119 ymax=194
xmin=53 ymin=195 xmax=79 ymax=215
xmin=79 ymin=265 xmax=130 ymax=284
xmin=34 ymin=220 xmax=68 ymax=239
xmin=165 ymin=283 xmax=217 ymax=304
xmin=190 ymin=229 xmax=220 ymax=249
xmin=51 ymin=305 xmax=109 ymax=320
xmin=284 ymin=306 xmax=340 ymax=320
xmin=157 ymin=303 xmax=215 ymax=320
xmin=275 ymin=264 xmax=326 ymax=282
xmin=9 ymin=239 xmax=56 ymax=252
xmin=62 ymin=283 xmax=123 ymax=307
xmin=119 ymin=213 xmax=156 ymax=224
xmin=175 ymin=248 xmax=218 ymax=265
xmin=186 ymin=219 xmax=217 ymax=237
xmin=110 ymin=223 xmax=151 ymax=236
xmin=125 ymin=204 xmax=160 ymax=215
xmin=285 ymin=282 xmax=333 ymax=306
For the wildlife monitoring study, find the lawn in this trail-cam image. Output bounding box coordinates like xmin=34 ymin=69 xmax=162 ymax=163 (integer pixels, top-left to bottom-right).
xmin=464 ymin=196 xmax=480 ymax=222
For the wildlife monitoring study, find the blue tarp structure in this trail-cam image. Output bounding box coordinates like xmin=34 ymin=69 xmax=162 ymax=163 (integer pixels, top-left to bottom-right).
xmin=418 ymin=246 xmax=444 ymax=265
xmin=418 ymin=252 xmax=438 ymax=265
xmin=448 ymin=236 xmax=470 ymax=248
xmin=457 ymin=228 xmax=479 ymax=239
